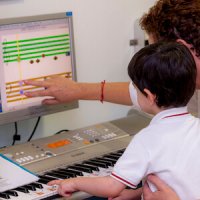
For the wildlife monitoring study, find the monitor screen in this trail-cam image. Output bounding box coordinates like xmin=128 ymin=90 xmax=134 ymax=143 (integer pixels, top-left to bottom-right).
xmin=0 ymin=12 xmax=78 ymax=125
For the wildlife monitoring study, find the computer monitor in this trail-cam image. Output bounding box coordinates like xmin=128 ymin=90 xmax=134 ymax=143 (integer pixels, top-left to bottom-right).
xmin=0 ymin=12 xmax=78 ymax=125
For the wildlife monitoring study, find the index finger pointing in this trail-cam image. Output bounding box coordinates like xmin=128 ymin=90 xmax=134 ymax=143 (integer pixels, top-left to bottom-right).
xmin=24 ymin=79 xmax=49 ymax=88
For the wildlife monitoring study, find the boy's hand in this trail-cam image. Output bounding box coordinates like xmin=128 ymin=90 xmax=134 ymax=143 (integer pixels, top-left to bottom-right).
xmin=48 ymin=179 xmax=77 ymax=197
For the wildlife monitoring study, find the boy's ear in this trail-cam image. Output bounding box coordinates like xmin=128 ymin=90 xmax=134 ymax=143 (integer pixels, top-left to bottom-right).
xmin=144 ymin=88 xmax=157 ymax=105
xmin=177 ymin=39 xmax=191 ymax=49
xmin=177 ymin=39 xmax=196 ymax=56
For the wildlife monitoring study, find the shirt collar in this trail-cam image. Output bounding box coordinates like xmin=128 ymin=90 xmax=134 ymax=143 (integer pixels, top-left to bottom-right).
xmin=150 ymin=106 xmax=189 ymax=125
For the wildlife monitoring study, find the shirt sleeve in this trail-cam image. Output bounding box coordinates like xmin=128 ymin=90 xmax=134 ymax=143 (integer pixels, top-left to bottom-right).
xmin=129 ymin=82 xmax=141 ymax=110
xmin=111 ymin=134 xmax=149 ymax=188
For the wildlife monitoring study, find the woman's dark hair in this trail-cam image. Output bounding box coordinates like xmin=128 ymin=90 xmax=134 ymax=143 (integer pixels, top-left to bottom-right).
xmin=128 ymin=42 xmax=196 ymax=108
xmin=140 ymin=0 xmax=200 ymax=57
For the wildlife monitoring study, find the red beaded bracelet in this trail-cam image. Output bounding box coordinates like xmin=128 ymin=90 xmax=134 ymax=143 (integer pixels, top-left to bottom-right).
xmin=100 ymin=80 xmax=106 ymax=103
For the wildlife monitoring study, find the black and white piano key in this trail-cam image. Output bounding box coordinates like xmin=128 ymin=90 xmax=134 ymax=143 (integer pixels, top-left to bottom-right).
xmin=89 ymin=158 xmax=113 ymax=167
xmin=54 ymin=168 xmax=77 ymax=177
xmin=95 ymin=157 xmax=115 ymax=166
xmin=68 ymin=165 xmax=93 ymax=173
xmin=0 ymin=193 xmax=10 ymax=199
xmin=38 ymin=175 xmax=55 ymax=182
xmin=4 ymin=191 xmax=18 ymax=197
xmin=116 ymin=149 xmax=125 ymax=154
xmin=22 ymin=185 xmax=36 ymax=191
xmin=108 ymin=153 xmax=122 ymax=158
xmin=0 ymin=183 xmax=59 ymax=200
xmin=49 ymin=170 xmax=71 ymax=178
xmin=84 ymin=160 xmax=108 ymax=168
xmin=75 ymin=164 xmax=100 ymax=172
xmin=29 ymin=183 xmax=43 ymax=189
xmin=0 ymin=149 xmax=124 ymax=200
xmin=62 ymin=168 xmax=84 ymax=176
xmin=44 ymin=172 xmax=69 ymax=179
xmin=14 ymin=187 xmax=29 ymax=194
xmin=103 ymin=154 xmax=119 ymax=161
xmin=0 ymin=165 xmax=113 ymax=200
xmin=37 ymin=178 xmax=49 ymax=185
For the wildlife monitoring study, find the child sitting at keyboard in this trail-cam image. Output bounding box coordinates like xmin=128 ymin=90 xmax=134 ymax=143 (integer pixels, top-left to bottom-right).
xmin=48 ymin=41 xmax=200 ymax=200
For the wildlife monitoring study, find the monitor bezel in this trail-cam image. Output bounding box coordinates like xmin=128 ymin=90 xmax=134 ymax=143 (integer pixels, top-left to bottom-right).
xmin=0 ymin=12 xmax=78 ymax=125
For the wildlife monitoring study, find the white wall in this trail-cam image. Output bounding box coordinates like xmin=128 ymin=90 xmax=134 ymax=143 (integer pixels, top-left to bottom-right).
xmin=0 ymin=0 xmax=156 ymax=147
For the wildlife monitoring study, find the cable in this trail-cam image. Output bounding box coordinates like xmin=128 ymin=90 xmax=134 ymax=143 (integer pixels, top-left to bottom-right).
xmin=27 ymin=116 xmax=41 ymax=142
xmin=55 ymin=129 xmax=69 ymax=135
xmin=12 ymin=122 xmax=19 ymax=145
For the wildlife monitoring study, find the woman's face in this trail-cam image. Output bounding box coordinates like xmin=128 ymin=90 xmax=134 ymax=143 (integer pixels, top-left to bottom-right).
xmin=148 ymin=34 xmax=156 ymax=44
xmin=189 ymin=50 xmax=200 ymax=89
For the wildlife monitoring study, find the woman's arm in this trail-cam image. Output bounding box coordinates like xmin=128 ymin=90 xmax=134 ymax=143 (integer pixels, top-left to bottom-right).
xmin=24 ymin=77 xmax=132 ymax=105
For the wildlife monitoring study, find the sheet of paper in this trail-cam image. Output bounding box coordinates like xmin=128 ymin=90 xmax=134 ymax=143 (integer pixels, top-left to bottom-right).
xmin=0 ymin=154 xmax=39 ymax=192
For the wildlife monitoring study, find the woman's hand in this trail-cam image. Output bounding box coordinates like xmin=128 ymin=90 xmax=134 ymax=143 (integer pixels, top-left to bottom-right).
xmin=24 ymin=77 xmax=82 ymax=105
xmin=143 ymin=175 xmax=180 ymax=200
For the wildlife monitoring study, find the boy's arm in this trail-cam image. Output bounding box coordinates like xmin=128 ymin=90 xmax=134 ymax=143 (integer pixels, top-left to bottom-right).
xmin=48 ymin=176 xmax=126 ymax=198
xmin=109 ymin=188 xmax=142 ymax=200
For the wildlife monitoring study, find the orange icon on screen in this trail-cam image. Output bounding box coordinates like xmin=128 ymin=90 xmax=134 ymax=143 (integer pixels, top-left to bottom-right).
xmin=47 ymin=139 xmax=71 ymax=148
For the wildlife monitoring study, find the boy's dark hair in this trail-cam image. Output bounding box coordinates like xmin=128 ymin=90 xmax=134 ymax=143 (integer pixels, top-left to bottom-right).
xmin=128 ymin=42 xmax=196 ymax=108
xmin=140 ymin=0 xmax=200 ymax=57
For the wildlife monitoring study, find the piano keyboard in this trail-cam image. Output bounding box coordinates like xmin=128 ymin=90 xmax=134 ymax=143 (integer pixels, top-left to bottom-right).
xmin=0 ymin=110 xmax=151 ymax=200
xmin=0 ymin=149 xmax=125 ymax=200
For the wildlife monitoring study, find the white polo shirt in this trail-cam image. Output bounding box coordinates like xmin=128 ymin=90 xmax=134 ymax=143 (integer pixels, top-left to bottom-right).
xmin=111 ymin=106 xmax=200 ymax=200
